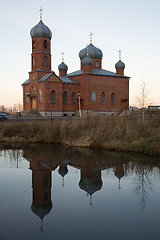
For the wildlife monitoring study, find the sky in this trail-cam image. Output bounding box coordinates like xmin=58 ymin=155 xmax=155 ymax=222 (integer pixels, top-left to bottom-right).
xmin=1 ymin=0 xmax=160 ymax=108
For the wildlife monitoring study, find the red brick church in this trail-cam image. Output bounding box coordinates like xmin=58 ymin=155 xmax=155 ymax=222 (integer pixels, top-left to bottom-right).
xmin=22 ymin=16 xmax=130 ymax=116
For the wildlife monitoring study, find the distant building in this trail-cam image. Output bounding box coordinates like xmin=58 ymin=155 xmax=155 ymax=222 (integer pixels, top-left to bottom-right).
xmin=148 ymin=106 xmax=160 ymax=111
xmin=22 ymin=16 xmax=130 ymax=116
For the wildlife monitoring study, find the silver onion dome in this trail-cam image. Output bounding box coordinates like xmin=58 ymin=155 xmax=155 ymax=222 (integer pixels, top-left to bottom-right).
xmin=31 ymin=203 xmax=53 ymax=220
xmin=115 ymin=60 xmax=125 ymax=69
xmin=79 ymin=43 xmax=103 ymax=60
xmin=58 ymin=62 xmax=68 ymax=71
xmin=30 ymin=20 xmax=52 ymax=38
xmin=79 ymin=180 xmax=102 ymax=195
xmin=82 ymin=56 xmax=93 ymax=66
xmin=58 ymin=167 xmax=68 ymax=177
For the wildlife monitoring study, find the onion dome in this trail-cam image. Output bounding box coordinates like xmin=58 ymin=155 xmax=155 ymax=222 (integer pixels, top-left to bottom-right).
xmin=58 ymin=167 xmax=68 ymax=177
xmin=79 ymin=180 xmax=102 ymax=195
xmin=115 ymin=171 xmax=124 ymax=180
xmin=58 ymin=62 xmax=68 ymax=71
xmin=30 ymin=20 xmax=52 ymax=39
xmin=114 ymin=166 xmax=124 ymax=180
xmin=82 ymin=56 xmax=93 ymax=65
xmin=115 ymin=60 xmax=125 ymax=69
xmin=31 ymin=203 xmax=52 ymax=220
xmin=79 ymin=43 xmax=103 ymax=60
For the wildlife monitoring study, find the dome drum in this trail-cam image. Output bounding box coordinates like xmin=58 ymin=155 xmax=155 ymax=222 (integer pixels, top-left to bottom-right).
xmin=82 ymin=56 xmax=93 ymax=73
xmin=58 ymin=62 xmax=68 ymax=76
xmin=115 ymin=60 xmax=125 ymax=76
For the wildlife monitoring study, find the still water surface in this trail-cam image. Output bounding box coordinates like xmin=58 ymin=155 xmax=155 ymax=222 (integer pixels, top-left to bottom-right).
xmin=0 ymin=144 xmax=160 ymax=240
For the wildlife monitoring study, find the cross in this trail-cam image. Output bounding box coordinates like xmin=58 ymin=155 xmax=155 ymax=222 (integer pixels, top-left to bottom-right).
xmin=119 ymin=49 xmax=121 ymax=60
xmin=62 ymin=52 xmax=64 ymax=62
xmin=39 ymin=7 xmax=43 ymax=21
xmin=89 ymin=32 xmax=93 ymax=44
xmin=87 ymin=46 xmax=89 ymax=56
xmin=86 ymin=44 xmax=89 ymax=56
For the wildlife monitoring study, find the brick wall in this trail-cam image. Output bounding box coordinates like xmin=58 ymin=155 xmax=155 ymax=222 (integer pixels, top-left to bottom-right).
xmin=31 ymin=36 xmax=51 ymax=72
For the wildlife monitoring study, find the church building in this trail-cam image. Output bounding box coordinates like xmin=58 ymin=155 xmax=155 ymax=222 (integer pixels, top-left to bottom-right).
xmin=22 ymin=15 xmax=130 ymax=116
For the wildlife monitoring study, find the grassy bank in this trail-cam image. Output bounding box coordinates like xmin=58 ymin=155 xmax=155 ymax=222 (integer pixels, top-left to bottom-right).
xmin=0 ymin=114 xmax=160 ymax=154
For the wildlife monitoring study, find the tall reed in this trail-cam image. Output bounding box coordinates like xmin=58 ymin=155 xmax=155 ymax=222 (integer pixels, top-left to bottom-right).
xmin=0 ymin=114 xmax=160 ymax=154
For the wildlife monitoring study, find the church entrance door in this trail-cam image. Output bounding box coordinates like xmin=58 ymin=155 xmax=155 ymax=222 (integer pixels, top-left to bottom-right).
xmin=80 ymin=99 xmax=84 ymax=110
xmin=32 ymin=98 xmax=37 ymax=110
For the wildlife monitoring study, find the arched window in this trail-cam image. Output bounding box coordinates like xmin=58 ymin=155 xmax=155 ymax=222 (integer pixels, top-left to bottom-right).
xmin=51 ymin=90 xmax=56 ymax=104
xmin=101 ymin=92 xmax=105 ymax=104
xmin=96 ymin=60 xmax=99 ymax=68
xmin=32 ymin=86 xmax=35 ymax=93
xmin=63 ymin=91 xmax=68 ymax=104
xmin=71 ymin=92 xmax=76 ymax=104
xmin=32 ymin=40 xmax=35 ymax=49
xmin=44 ymin=40 xmax=47 ymax=48
xmin=39 ymin=89 xmax=42 ymax=103
xmin=111 ymin=93 xmax=115 ymax=104
xmin=26 ymin=92 xmax=29 ymax=104
xmin=44 ymin=56 xmax=47 ymax=67
xmin=92 ymin=91 xmax=96 ymax=104
xmin=32 ymin=56 xmax=35 ymax=67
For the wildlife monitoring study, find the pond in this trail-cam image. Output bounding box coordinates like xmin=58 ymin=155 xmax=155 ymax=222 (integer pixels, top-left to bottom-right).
xmin=0 ymin=144 xmax=160 ymax=240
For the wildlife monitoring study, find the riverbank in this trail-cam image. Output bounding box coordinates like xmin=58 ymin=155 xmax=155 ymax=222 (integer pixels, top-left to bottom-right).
xmin=0 ymin=114 xmax=160 ymax=155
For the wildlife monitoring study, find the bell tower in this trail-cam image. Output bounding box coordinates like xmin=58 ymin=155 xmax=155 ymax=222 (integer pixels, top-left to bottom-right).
xmin=30 ymin=9 xmax=52 ymax=73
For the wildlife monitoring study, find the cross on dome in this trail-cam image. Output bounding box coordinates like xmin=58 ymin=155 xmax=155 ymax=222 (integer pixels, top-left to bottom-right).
xmin=86 ymin=44 xmax=89 ymax=56
xmin=39 ymin=7 xmax=43 ymax=21
xmin=62 ymin=52 xmax=64 ymax=62
xmin=119 ymin=49 xmax=122 ymax=60
xmin=89 ymin=32 xmax=93 ymax=44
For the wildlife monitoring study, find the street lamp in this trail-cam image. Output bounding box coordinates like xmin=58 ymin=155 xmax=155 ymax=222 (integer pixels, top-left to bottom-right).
xmin=78 ymin=92 xmax=81 ymax=117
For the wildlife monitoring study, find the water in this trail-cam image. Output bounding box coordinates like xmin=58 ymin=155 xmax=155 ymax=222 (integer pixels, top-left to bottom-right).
xmin=0 ymin=144 xmax=159 ymax=240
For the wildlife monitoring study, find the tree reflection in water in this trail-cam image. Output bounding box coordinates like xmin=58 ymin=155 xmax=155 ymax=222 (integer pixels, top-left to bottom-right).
xmin=133 ymin=165 xmax=153 ymax=211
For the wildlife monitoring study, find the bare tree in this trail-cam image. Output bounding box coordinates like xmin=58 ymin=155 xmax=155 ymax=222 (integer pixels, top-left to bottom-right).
xmin=133 ymin=165 xmax=152 ymax=212
xmin=136 ymin=80 xmax=151 ymax=109
xmin=0 ymin=105 xmax=7 ymax=112
xmin=136 ymin=80 xmax=151 ymax=121
xmin=12 ymin=103 xmax=23 ymax=113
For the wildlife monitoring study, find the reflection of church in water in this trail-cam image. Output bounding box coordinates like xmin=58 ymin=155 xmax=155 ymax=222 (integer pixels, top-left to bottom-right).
xmin=24 ymin=148 xmax=124 ymax=231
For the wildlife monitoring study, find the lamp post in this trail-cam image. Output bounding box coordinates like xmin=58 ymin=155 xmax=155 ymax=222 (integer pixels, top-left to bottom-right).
xmin=78 ymin=92 xmax=81 ymax=117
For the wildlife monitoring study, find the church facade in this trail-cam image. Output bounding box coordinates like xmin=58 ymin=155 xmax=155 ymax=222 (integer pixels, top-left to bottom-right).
xmin=22 ymin=18 xmax=130 ymax=116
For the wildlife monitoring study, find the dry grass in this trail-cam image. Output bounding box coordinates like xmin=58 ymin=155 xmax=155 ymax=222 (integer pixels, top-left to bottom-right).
xmin=0 ymin=114 xmax=160 ymax=154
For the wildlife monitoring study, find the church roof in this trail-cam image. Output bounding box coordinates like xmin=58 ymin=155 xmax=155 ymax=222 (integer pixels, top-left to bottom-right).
xmin=59 ymin=76 xmax=79 ymax=84
xmin=91 ymin=68 xmax=127 ymax=77
xmin=38 ymin=72 xmax=54 ymax=82
xmin=22 ymin=73 xmax=79 ymax=85
xmin=67 ymin=70 xmax=83 ymax=76
xmin=38 ymin=72 xmax=79 ymax=84
xmin=67 ymin=68 xmax=129 ymax=78
xmin=22 ymin=68 xmax=128 ymax=86
xmin=22 ymin=79 xmax=29 ymax=85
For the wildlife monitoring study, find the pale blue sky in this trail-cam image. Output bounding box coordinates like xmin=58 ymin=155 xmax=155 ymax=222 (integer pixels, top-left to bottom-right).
xmin=1 ymin=0 xmax=160 ymax=107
